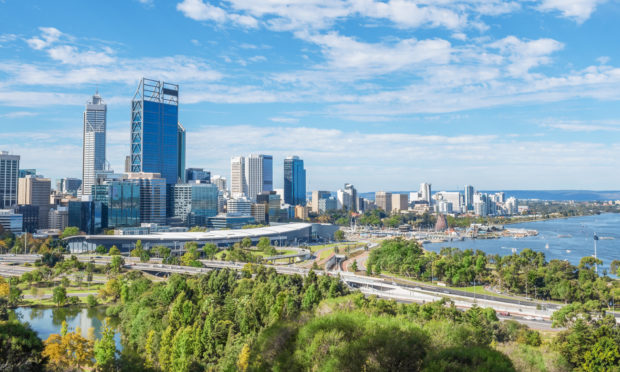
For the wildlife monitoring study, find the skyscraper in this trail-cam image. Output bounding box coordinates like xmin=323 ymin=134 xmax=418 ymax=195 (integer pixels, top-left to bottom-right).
xmin=230 ymin=156 xmax=246 ymax=197
xmin=0 ymin=151 xmax=19 ymax=209
xmin=174 ymin=182 xmax=218 ymax=226
xmin=130 ymin=78 xmax=180 ymax=185
xmin=82 ymin=91 xmax=107 ymax=196
xmin=177 ymin=123 xmax=186 ymax=183
xmin=420 ymin=183 xmax=432 ymax=204
xmin=245 ymin=154 xmax=273 ymax=201
xmin=375 ymin=191 xmax=392 ymax=212
xmin=464 ymin=185 xmax=474 ymax=211
xmin=284 ymin=156 xmax=306 ymax=206
xmin=125 ymin=172 xmax=166 ymax=225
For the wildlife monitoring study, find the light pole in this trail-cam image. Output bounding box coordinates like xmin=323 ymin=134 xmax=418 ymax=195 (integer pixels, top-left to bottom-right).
xmin=593 ymin=233 xmax=598 ymax=274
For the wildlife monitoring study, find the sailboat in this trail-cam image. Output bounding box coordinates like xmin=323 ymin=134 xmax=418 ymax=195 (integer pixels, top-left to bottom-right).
xmin=545 ymin=243 xmax=549 ymax=250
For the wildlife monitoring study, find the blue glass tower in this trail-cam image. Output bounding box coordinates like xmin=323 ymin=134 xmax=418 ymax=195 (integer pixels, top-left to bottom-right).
xmin=131 ymin=78 xmax=180 ymax=185
xmin=284 ymin=156 xmax=306 ymax=206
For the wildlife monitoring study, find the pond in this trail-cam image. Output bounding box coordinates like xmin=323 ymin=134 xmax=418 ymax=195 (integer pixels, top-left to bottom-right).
xmin=10 ymin=306 xmax=122 ymax=350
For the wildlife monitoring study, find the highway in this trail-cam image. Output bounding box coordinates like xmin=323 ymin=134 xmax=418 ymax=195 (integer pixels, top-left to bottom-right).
xmin=2 ymin=253 xmax=617 ymax=327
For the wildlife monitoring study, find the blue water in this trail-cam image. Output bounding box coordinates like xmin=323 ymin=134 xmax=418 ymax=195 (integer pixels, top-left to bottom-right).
xmin=11 ymin=307 xmax=122 ymax=350
xmin=424 ymin=213 xmax=619 ymax=274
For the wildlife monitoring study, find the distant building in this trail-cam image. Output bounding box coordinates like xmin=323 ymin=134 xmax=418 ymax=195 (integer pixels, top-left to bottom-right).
xmin=48 ymin=206 xmax=69 ymax=231
xmin=505 ymin=197 xmax=518 ymax=215
xmin=211 ymin=175 xmax=227 ymax=192
xmin=0 ymin=151 xmax=20 ymax=209
xmin=245 ymin=154 xmax=273 ymax=201
xmin=391 ymin=193 xmax=409 ymax=213
xmin=82 ymin=91 xmax=107 ymax=197
xmin=0 ymin=209 xmax=22 ymax=233
xmin=227 ymin=197 xmax=252 ymax=215
xmin=337 ymin=183 xmax=358 ymax=211
xmin=433 ymin=191 xmax=462 ymax=213
xmin=251 ymin=203 xmax=267 ymax=224
xmin=185 ymin=168 xmax=211 ymax=183
xmin=177 ymin=123 xmax=186 ymax=183
xmin=125 ymin=172 xmax=166 ymax=225
xmin=464 ymin=185 xmax=474 ymax=211
xmin=207 ymin=214 xmax=254 ymax=229
xmin=230 ymin=156 xmax=246 ymax=198
xmin=174 ymin=182 xmax=219 ymax=226
xmin=318 ymin=197 xmax=338 ymax=214
xmin=57 ymin=178 xmax=82 ymax=195
xmin=294 ymin=205 xmax=309 ymax=220
xmin=375 ymin=191 xmax=392 ymax=213
xmin=16 ymin=205 xmax=39 ymax=233
xmin=420 ymin=183 xmax=432 ymax=204
xmin=18 ymin=169 xmax=36 ymax=178
xmin=92 ymin=180 xmax=141 ymax=228
xmin=68 ymin=201 xmax=103 ymax=234
xmin=18 ymin=175 xmax=51 ymax=229
xmin=311 ymin=190 xmax=331 ymax=213
xmin=124 ymin=156 xmax=131 ymax=173
xmin=284 ymin=156 xmax=306 ymax=206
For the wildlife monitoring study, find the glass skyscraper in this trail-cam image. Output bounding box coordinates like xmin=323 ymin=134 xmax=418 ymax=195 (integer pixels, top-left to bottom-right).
xmin=131 ymin=78 xmax=181 ymax=185
xmin=92 ymin=180 xmax=140 ymax=228
xmin=284 ymin=156 xmax=306 ymax=206
xmin=0 ymin=151 xmax=19 ymax=209
xmin=82 ymin=91 xmax=106 ymax=196
xmin=174 ymin=183 xmax=218 ymax=226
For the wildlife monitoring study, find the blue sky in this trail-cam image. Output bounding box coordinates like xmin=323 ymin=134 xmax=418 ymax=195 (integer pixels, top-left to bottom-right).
xmin=1 ymin=0 xmax=619 ymax=192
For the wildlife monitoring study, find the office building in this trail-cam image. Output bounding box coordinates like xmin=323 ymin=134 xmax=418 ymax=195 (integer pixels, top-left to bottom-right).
xmin=420 ymin=183 xmax=432 ymax=204
xmin=245 ymin=154 xmax=272 ymax=201
xmin=337 ymin=183 xmax=358 ymax=212
xmin=207 ymin=214 xmax=254 ymax=229
xmin=130 ymin=78 xmax=181 ymax=186
xmin=177 ymin=123 xmax=186 ymax=183
xmin=433 ymin=191 xmax=462 ymax=213
xmin=18 ymin=175 xmax=51 ymax=229
xmin=250 ymin=203 xmax=267 ymax=224
xmin=57 ymin=178 xmax=82 ymax=195
xmin=18 ymin=169 xmax=35 ymax=178
xmin=174 ymin=182 xmax=219 ymax=226
xmin=48 ymin=206 xmax=69 ymax=231
xmin=294 ymin=205 xmax=309 ymax=220
xmin=0 ymin=151 xmax=19 ymax=209
xmin=464 ymin=185 xmax=474 ymax=211
xmin=391 ymin=193 xmax=409 ymax=213
xmin=68 ymin=201 xmax=103 ymax=234
xmin=230 ymin=156 xmax=246 ymax=197
xmin=125 ymin=172 xmax=166 ymax=225
xmin=124 ymin=156 xmax=131 ymax=173
xmin=311 ymin=190 xmax=331 ymax=213
xmin=318 ymin=197 xmax=338 ymax=214
xmin=92 ymin=180 xmax=141 ymax=228
xmin=16 ymin=205 xmax=38 ymax=233
xmin=284 ymin=156 xmax=306 ymax=206
xmin=185 ymin=168 xmax=210 ymax=183
xmin=375 ymin=191 xmax=392 ymax=213
xmin=227 ymin=197 xmax=252 ymax=215
xmin=0 ymin=209 xmax=22 ymax=233
xmin=212 ymin=175 xmax=227 ymax=192
xmin=82 ymin=91 xmax=107 ymax=197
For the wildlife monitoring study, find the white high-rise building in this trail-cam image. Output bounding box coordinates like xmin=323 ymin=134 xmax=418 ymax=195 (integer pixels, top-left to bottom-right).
xmin=245 ymin=154 xmax=272 ymax=201
xmin=433 ymin=191 xmax=462 ymax=213
xmin=419 ymin=183 xmax=431 ymax=204
xmin=0 ymin=151 xmax=19 ymax=209
xmin=230 ymin=156 xmax=246 ymax=198
xmin=82 ymin=91 xmax=106 ymax=196
xmin=211 ymin=175 xmax=227 ymax=192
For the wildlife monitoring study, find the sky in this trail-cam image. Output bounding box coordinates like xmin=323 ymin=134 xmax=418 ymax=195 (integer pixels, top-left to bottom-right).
xmin=0 ymin=0 xmax=619 ymax=192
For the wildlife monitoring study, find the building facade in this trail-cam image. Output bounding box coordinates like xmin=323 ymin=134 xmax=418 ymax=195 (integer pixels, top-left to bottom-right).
xmin=125 ymin=172 xmax=166 ymax=225
xmin=82 ymin=91 xmax=107 ymax=197
xmin=174 ymin=182 xmax=219 ymax=226
xmin=375 ymin=191 xmax=392 ymax=213
xmin=0 ymin=151 xmax=19 ymax=209
xmin=211 ymin=175 xmax=227 ymax=192
xmin=68 ymin=201 xmax=103 ymax=234
xmin=230 ymin=156 xmax=246 ymax=198
xmin=16 ymin=205 xmax=39 ymax=233
xmin=92 ymin=180 xmax=141 ymax=228
xmin=185 ymin=168 xmax=210 ymax=183
xmin=391 ymin=193 xmax=409 ymax=213
xmin=245 ymin=154 xmax=273 ymax=201
xmin=464 ymin=185 xmax=474 ymax=211
xmin=48 ymin=206 xmax=69 ymax=231
xmin=0 ymin=209 xmax=22 ymax=234
xmin=284 ymin=156 xmax=306 ymax=206
xmin=311 ymin=190 xmax=331 ymax=214
xmin=227 ymin=197 xmax=252 ymax=215
xmin=18 ymin=175 xmax=51 ymax=229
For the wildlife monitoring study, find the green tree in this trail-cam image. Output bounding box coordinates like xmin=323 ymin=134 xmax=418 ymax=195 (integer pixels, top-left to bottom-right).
xmin=94 ymin=320 xmax=117 ymax=371
xmin=86 ymin=294 xmax=97 ymax=307
xmin=241 ymin=237 xmax=252 ymax=249
xmin=108 ymin=245 xmax=120 ymax=255
xmin=351 ymin=260 xmax=358 ymax=272
xmin=52 ymin=286 xmax=67 ymax=307
xmin=109 ymin=255 xmax=124 ymax=274
xmin=257 ymin=237 xmax=271 ymax=252
xmin=0 ymin=320 xmax=46 ymax=371
xmin=334 ymin=229 xmax=345 ymax=241
xmin=95 ymin=245 xmax=107 ymax=255
xmin=60 ymin=226 xmax=80 ymax=239
xmin=203 ymin=243 xmax=218 ymax=259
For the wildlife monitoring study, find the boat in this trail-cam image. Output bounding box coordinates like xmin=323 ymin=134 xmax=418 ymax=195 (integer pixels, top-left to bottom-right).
xmin=557 ymin=234 xmax=572 ymax=238
xmin=545 ymin=243 xmax=549 ymax=249
xmin=566 ymin=249 xmax=571 ymax=253
xmin=598 ymin=236 xmax=615 ymax=240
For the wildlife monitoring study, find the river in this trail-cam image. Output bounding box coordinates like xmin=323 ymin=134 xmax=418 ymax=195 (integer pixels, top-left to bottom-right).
xmin=423 ymin=213 xmax=619 ymax=273
xmin=10 ymin=306 xmax=122 ymax=349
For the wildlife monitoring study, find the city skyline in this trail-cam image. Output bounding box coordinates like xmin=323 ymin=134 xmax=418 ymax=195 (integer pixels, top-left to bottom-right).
xmin=1 ymin=1 xmax=620 ymax=190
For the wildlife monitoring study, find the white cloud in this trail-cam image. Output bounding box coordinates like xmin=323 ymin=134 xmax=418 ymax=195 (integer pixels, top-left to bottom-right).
xmin=0 ymin=111 xmax=38 ymax=118
xmin=46 ymin=45 xmax=116 ymax=65
xmin=538 ymin=0 xmax=606 ymax=23
xmin=543 ymin=120 xmax=620 ymax=132
xmin=270 ymin=117 xmax=299 ymax=124
xmin=176 ymin=0 xmax=258 ymax=27
xmin=26 ymin=27 xmax=62 ymax=50
xmin=489 ymin=36 xmax=564 ymax=77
